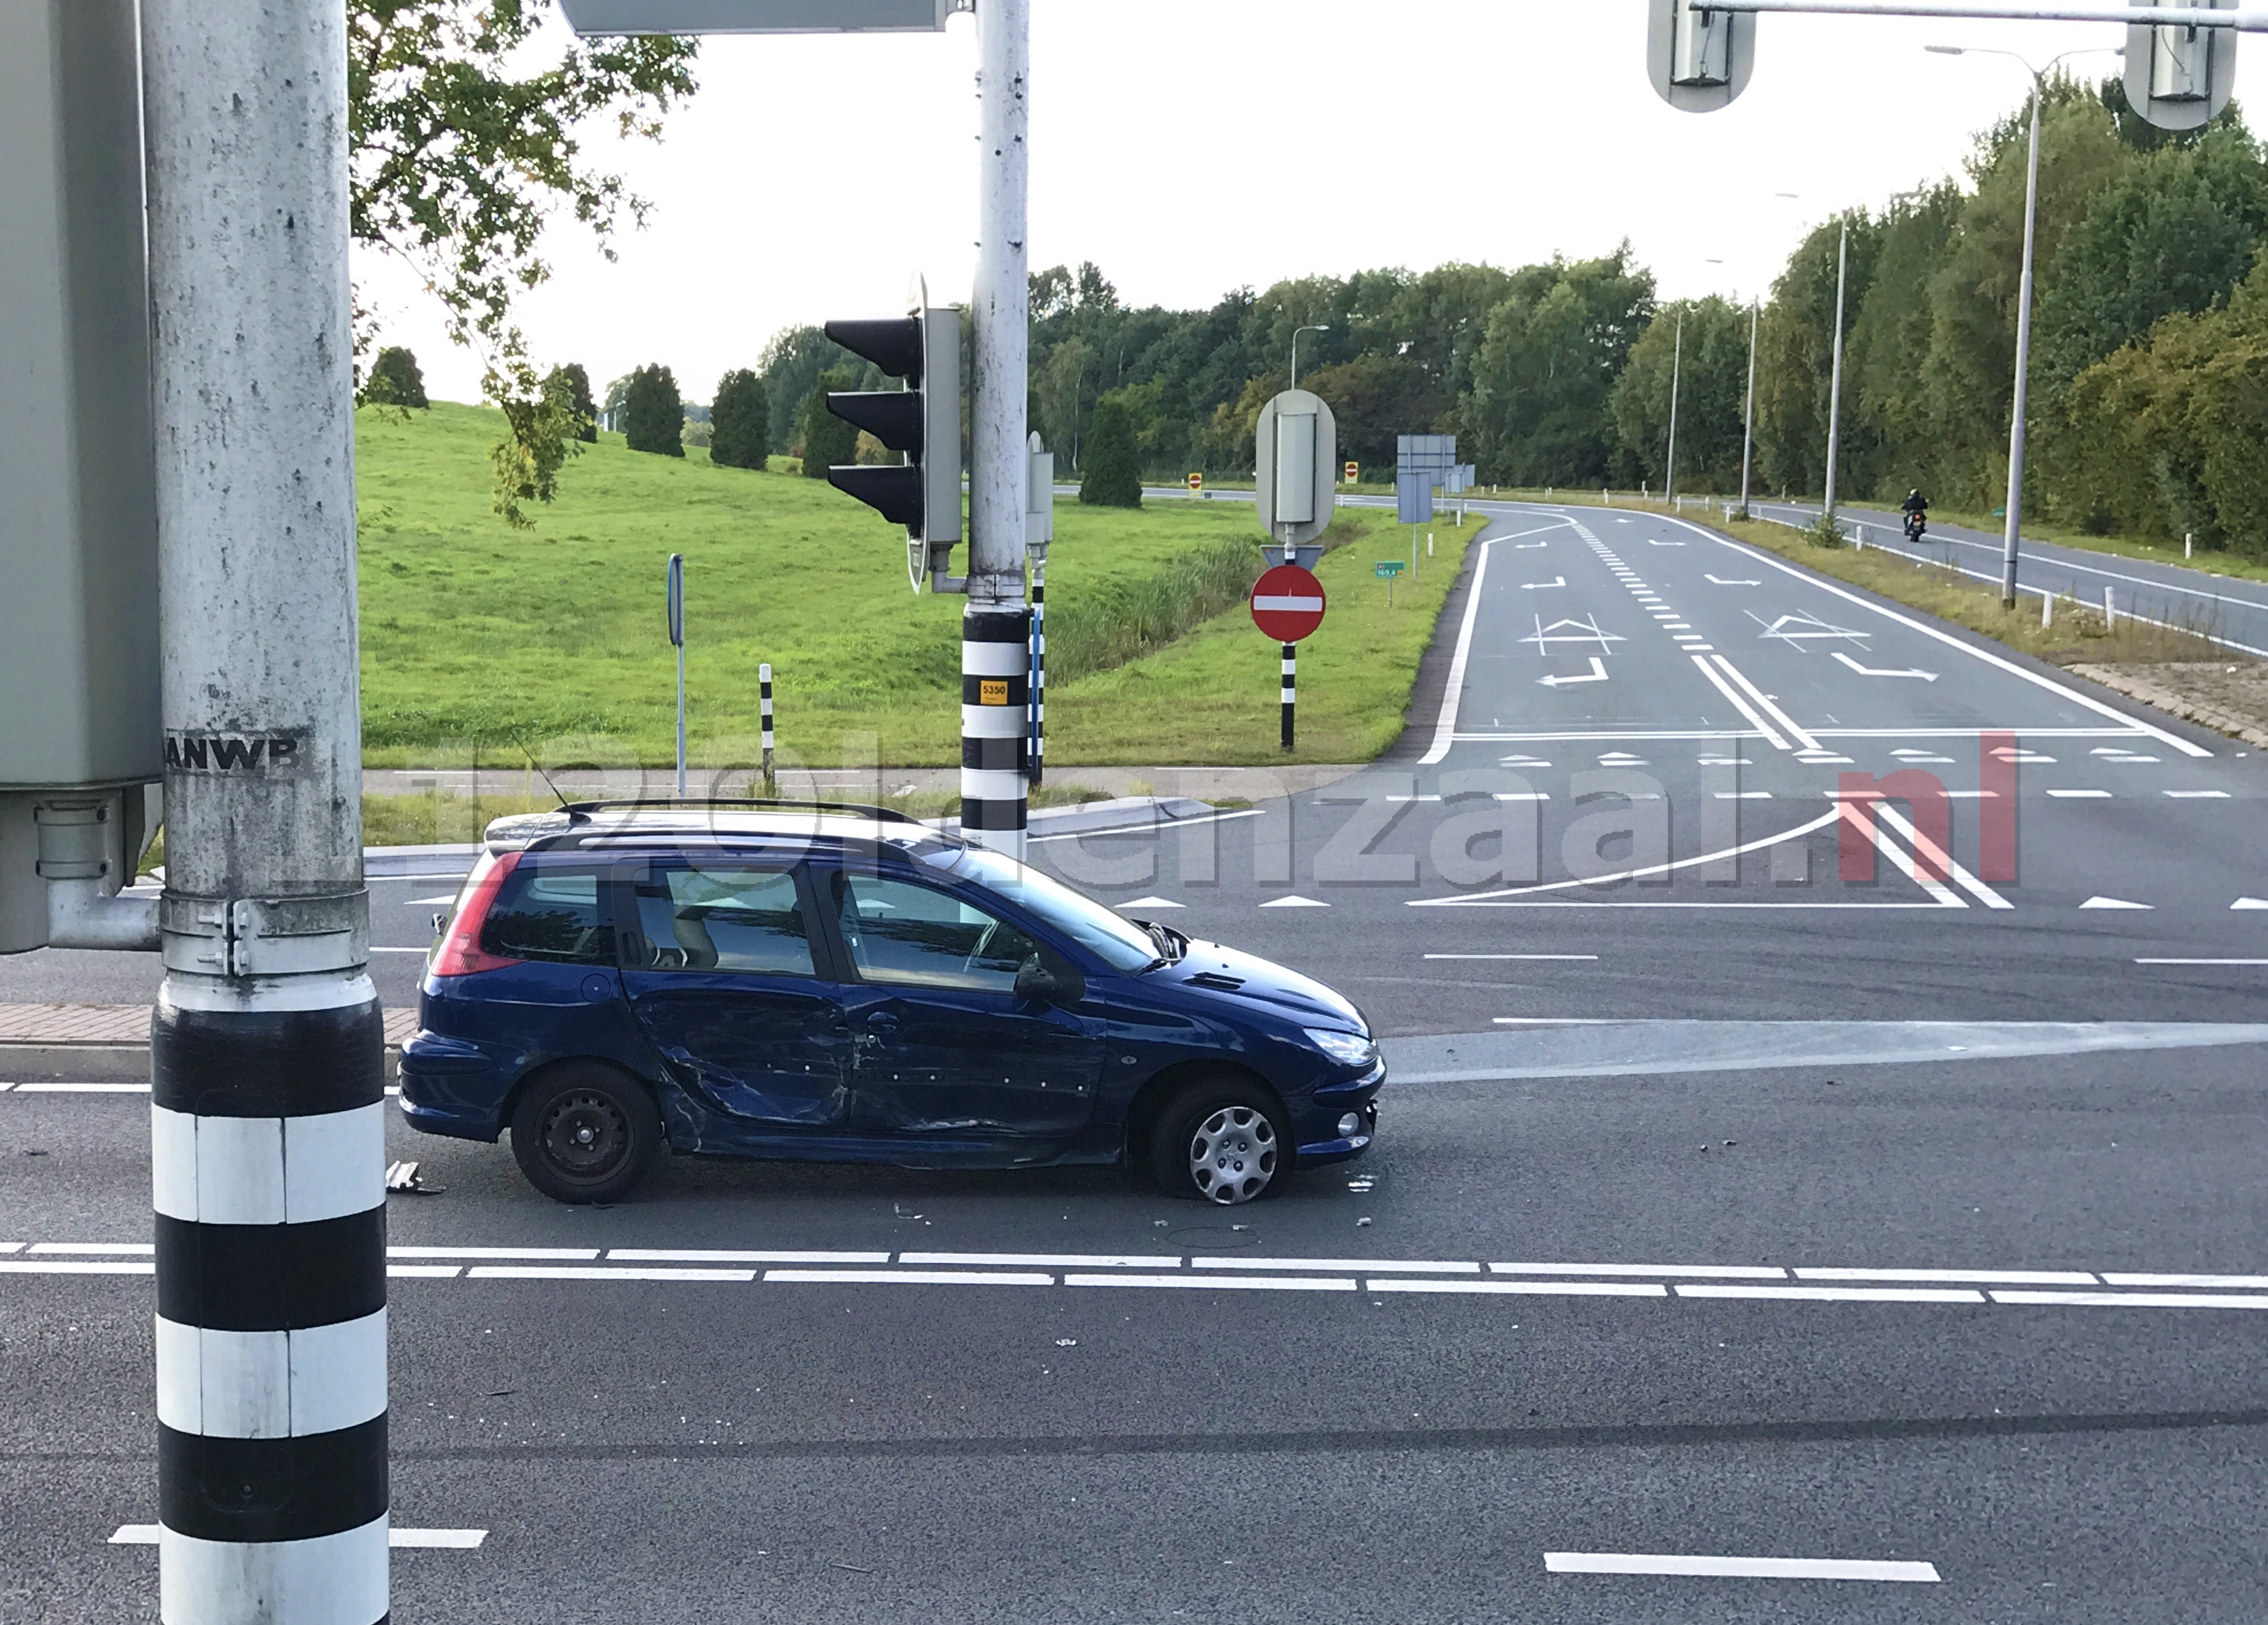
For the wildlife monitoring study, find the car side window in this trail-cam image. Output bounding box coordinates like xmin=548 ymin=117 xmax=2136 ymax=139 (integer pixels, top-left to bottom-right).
xmin=829 ymin=871 xmax=1038 ymax=995
xmin=482 ymin=866 xmax=615 ymax=966
xmin=630 ymin=865 xmax=815 ymax=977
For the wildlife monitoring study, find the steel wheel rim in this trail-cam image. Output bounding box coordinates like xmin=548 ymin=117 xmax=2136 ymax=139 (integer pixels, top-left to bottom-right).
xmin=1187 ymin=1105 xmax=1277 ymax=1205
xmin=539 ymin=1089 xmax=630 ymax=1183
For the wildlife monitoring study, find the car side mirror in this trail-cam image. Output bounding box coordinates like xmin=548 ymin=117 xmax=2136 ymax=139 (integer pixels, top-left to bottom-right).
xmin=1014 ymin=953 xmax=1085 ymax=1006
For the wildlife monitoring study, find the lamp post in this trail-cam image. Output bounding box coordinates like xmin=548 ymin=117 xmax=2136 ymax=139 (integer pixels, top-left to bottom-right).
xmin=1739 ymin=297 xmax=1759 ymax=517
xmin=1290 ymin=323 xmax=1329 ymax=392
xmin=1665 ymin=305 xmax=1684 ymax=509
xmin=1927 ymin=43 xmax=2114 ymax=606
xmin=1822 ymin=215 xmax=1850 ymax=525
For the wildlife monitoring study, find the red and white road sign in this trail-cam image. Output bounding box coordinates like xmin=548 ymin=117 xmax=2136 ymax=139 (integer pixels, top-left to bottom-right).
xmin=1250 ymin=564 xmax=1327 ymax=643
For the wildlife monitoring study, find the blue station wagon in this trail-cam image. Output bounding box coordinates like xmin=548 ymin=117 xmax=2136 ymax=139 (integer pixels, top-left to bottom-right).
xmin=399 ymin=802 xmax=1384 ymax=1205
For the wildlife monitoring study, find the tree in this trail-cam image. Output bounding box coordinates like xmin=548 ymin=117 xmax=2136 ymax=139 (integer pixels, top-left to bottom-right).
xmin=797 ymin=370 xmax=857 ymax=476
xmin=348 ymin=0 xmax=699 ymax=522
xmin=365 ymin=346 xmax=429 ymax=407
xmin=546 ymin=363 xmax=597 ymax=441
xmin=1079 ymin=393 xmax=1142 ymax=506
xmin=623 ymin=364 xmax=684 ymax=457
xmin=760 ymin=327 xmax=867 ymax=455
xmin=1609 ymin=297 xmax=1754 ymax=493
xmin=1467 ymin=249 xmax=1656 ymax=486
xmin=710 ymin=369 xmax=770 ymax=470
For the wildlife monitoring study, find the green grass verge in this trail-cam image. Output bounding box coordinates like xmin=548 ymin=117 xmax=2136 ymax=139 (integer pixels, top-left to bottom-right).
xmin=357 ymin=404 xmax=1438 ymax=769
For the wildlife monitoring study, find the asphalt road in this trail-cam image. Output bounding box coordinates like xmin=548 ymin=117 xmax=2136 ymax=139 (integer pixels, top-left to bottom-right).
xmin=1755 ymin=497 xmax=2268 ymax=656
xmin=7 ymin=500 xmax=2268 ymax=1620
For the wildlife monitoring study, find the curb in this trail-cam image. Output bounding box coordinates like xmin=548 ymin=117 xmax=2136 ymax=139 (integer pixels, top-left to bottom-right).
xmin=2066 ymin=665 xmax=2268 ymax=752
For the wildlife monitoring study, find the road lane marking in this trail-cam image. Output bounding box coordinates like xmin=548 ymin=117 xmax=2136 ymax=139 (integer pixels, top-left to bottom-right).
xmin=1372 ymin=1279 xmax=1665 ymax=1298
xmin=1545 ymin=1552 xmax=1938 ymax=1582
xmin=2048 ymin=789 xmax=2112 ymax=798
xmin=899 ymin=1253 xmax=1181 ymax=1269
xmin=1066 ymin=1273 xmax=1358 ymax=1291
xmin=2166 ymin=789 xmax=2231 ymax=798
xmin=1414 ymin=807 xmax=1846 ymax=906
xmin=391 ymin=1247 xmax=599 ymax=1260
xmin=1419 ymin=522 xmax=1503 ymax=765
xmin=1868 ymin=803 xmax=2013 ymax=910
xmin=110 ymin=1525 xmax=487 ymax=1549
xmin=470 ymin=1266 xmax=759 ymax=1282
xmin=1491 ymin=1263 xmax=1785 ymax=1279
xmin=2103 ymin=1272 xmax=2268 ymax=1288
xmin=2136 ymin=958 xmax=2268 ymax=966
xmin=1 ymin=1260 xmax=154 ymax=1275
xmin=1992 ymin=1290 xmax=2268 ymax=1309
xmin=610 ymin=1249 xmax=892 ymax=1264
xmin=1690 ymin=656 xmax=1790 ymax=750
xmin=768 ymin=1269 xmax=1053 ymax=1286
xmin=1655 ymin=510 xmax=2216 ymax=756
xmin=2081 ymin=896 xmax=2153 ymax=909
xmin=1794 ymin=1268 xmax=2094 ymax=1285
xmin=16 ymin=1083 xmax=150 ymax=1093
xmin=1424 ymin=953 xmax=1598 ymax=960
xmin=31 ymin=1242 xmax=152 ymax=1254
xmin=1836 ymin=799 xmax=1966 ymax=909
xmin=1522 ymin=576 xmax=1566 ymax=590
xmin=1710 ymin=657 xmax=1821 ymax=751
xmin=1676 ymin=1285 xmax=1985 ymax=1304
xmin=1831 ymin=651 xmax=1937 ymax=682
xmin=1202 ymin=1257 xmax=1481 ymax=1274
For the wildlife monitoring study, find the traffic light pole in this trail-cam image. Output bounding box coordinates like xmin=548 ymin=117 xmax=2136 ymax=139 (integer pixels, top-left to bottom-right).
xmin=963 ymin=0 xmax=1033 ymax=858
xmin=143 ymin=1 xmax=389 ymax=1618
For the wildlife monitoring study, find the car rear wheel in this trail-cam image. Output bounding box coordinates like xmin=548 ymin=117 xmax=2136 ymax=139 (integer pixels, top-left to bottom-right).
xmin=509 ymin=1065 xmax=660 ymax=1205
xmin=1148 ymin=1079 xmax=1291 ymax=1205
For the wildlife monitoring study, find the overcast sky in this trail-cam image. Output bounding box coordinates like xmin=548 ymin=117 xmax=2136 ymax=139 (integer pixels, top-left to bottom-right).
xmin=356 ymin=2 xmax=2246 ymax=406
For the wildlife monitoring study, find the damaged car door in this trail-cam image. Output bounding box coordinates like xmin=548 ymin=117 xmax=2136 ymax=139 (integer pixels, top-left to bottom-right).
xmin=617 ymin=858 xmax=854 ymax=1136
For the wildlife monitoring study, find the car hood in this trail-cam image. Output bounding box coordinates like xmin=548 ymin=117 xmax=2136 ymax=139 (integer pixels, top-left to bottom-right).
xmin=1149 ymin=938 xmax=1366 ymax=1033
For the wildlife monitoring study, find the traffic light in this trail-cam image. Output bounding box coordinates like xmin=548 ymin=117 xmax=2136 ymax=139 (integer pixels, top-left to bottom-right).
xmin=824 ymin=305 xmax=962 ymax=586
xmin=1647 ymin=0 xmax=1755 ymax=113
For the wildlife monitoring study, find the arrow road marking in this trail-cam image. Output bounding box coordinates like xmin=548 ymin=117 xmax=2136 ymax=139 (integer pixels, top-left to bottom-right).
xmin=1521 ymin=577 xmax=1566 ymax=590
xmin=1706 ymin=575 xmax=1761 ymax=586
xmin=1538 ymin=658 xmax=1610 ymax=689
xmin=1522 ymin=615 xmax=1626 ymax=655
xmin=1831 ymin=651 xmax=1939 ymax=682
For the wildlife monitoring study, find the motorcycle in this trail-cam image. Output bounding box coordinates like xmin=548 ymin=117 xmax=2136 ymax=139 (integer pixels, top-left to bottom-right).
xmin=1903 ymin=508 xmax=1928 ymax=545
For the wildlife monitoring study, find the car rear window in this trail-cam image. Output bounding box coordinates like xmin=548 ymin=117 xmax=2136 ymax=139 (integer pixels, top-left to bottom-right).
xmin=480 ymin=866 xmax=615 ymax=966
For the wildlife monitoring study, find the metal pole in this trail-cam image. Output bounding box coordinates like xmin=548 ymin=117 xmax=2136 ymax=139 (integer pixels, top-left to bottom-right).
xmin=1824 ymin=218 xmax=1850 ymax=523
xmin=142 ymin=0 xmax=389 ymax=1618
xmin=1739 ymin=299 xmax=1759 ymax=516
xmin=1281 ymin=642 xmax=1297 ymax=751
xmin=1665 ymin=307 xmax=1683 ymax=509
xmin=2001 ymin=75 xmax=2044 ymax=608
xmin=964 ymin=0 xmax=1032 ymax=857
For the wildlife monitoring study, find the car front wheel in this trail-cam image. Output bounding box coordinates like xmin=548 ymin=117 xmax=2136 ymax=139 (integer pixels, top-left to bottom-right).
xmin=1149 ymin=1080 xmax=1291 ymax=1205
xmin=509 ymin=1065 xmax=661 ymax=1205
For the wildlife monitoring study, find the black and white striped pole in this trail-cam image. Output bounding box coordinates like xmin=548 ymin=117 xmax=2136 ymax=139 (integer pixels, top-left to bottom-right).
xmin=1026 ymin=433 xmax=1053 ymax=791
xmin=759 ymin=661 xmax=776 ymax=794
xmin=1281 ymin=644 xmax=1297 ymax=752
xmin=144 ymin=0 xmax=389 ymax=1618
xmin=962 ymin=0 xmax=1033 ymax=858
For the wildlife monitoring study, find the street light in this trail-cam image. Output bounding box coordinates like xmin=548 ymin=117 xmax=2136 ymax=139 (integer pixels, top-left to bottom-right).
xmin=1290 ymin=323 xmax=1329 ymax=392
xmin=1665 ymin=305 xmax=1684 ymax=509
xmin=1927 ymin=42 xmax=2117 ymax=606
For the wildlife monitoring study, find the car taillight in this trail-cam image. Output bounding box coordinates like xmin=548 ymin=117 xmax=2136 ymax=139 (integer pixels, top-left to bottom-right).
xmin=429 ymin=849 xmax=525 ymax=977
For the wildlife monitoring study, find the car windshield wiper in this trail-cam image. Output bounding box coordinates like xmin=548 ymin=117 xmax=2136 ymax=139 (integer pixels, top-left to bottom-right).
xmin=1146 ymin=921 xmax=1187 ymax=964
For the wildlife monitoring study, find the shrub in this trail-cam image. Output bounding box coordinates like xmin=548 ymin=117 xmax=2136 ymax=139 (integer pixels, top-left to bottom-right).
xmin=797 ymin=370 xmax=857 ymax=478
xmin=1079 ymin=393 xmax=1142 ymax=507
xmin=623 ymin=364 xmax=684 ymax=457
xmin=710 ymin=369 xmax=770 ymax=470
xmin=366 ymin=346 xmax=428 ymax=409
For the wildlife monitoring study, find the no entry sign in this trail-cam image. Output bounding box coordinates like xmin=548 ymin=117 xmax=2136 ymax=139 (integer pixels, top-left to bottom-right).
xmin=1251 ymin=564 xmax=1327 ymax=644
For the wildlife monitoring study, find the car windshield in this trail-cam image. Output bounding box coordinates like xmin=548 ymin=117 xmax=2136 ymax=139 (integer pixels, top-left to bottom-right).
xmin=935 ymin=848 xmax=1162 ymax=972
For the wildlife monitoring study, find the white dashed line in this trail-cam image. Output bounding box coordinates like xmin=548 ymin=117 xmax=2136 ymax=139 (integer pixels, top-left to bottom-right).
xmin=2166 ymin=790 xmax=2232 ymax=799
xmin=2047 ymin=789 xmax=2112 ymax=798
xmin=1546 ymin=1552 xmax=1939 ymax=1582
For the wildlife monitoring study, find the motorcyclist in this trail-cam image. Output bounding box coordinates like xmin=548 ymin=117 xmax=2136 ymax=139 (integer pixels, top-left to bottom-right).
xmin=1901 ymin=489 xmax=1929 ymax=539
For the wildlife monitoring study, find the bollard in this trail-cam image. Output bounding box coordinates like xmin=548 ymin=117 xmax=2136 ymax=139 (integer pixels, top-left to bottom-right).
xmin=2105 ymin=586 xmax=2116 ymax=630
xmin=2042 ymin=593 xmax=2053 ymax=630
xmin=759 ymin=662 xmax=775 ymax=793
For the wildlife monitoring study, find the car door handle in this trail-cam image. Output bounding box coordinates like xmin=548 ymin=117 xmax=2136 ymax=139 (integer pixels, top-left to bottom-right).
xmin=864 ymin=1013 xmax=901 ymax=1035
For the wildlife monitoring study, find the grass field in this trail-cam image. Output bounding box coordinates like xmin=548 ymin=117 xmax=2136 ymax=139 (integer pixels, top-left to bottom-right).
xmin=357 ymin=405 xmax=1443 ymax=769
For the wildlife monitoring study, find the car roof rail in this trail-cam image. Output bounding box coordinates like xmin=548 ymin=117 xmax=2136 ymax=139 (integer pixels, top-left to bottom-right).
xmin=554 ymin=797 xmax=925 ymax=827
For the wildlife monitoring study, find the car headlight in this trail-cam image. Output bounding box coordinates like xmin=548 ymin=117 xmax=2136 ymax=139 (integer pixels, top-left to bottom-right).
xmin=1303 ymin=1027 xmax=1378 ymax=1068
